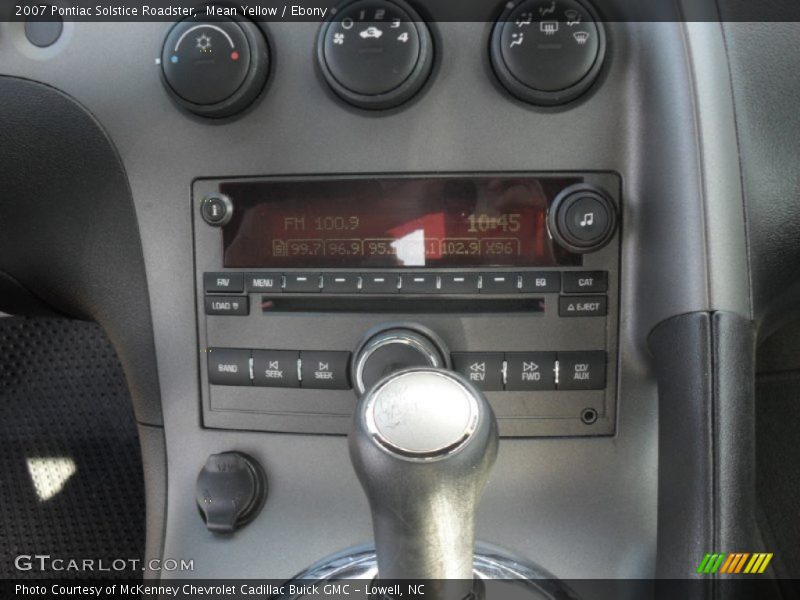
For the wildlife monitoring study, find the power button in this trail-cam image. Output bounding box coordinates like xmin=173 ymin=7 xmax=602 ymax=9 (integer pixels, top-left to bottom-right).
xmin=201 ymin=193 xmax=233 ymax=227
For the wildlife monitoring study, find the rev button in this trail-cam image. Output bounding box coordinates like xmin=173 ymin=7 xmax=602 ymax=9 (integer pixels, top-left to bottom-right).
xmin=559 ymin=296 xmax=607 ymax=317
xmin=252 ymin=350 xmax=299 ymax=388
xmin=451 ymin=352 xmax=504 ymax=391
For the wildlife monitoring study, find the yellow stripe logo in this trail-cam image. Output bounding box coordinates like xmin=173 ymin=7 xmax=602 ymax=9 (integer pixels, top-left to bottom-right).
xmin=697 ymin=552 xmax=773 ymax=575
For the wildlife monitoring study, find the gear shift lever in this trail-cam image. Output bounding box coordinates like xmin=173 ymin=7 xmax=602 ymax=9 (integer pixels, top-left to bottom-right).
xmin=349 ymin=367 xmax=498 ymax=595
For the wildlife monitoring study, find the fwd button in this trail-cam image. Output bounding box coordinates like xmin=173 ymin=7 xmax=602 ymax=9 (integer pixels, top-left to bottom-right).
xmin=506 ymin=352 xmax=556 ymax=391
xmin=451 ymin=352 xmax=504 ymax=391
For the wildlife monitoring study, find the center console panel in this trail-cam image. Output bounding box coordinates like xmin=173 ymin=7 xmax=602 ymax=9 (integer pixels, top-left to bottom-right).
xmin=193 ymin=173 xmax=620 ymax=437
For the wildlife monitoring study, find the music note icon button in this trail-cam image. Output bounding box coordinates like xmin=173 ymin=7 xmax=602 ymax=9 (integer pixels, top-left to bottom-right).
xmin=565 ymin=197 xmax=609 ymax=242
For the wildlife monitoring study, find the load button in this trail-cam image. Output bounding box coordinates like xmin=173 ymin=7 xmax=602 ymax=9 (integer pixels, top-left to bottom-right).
xmin=559 ymin=295 xmax=607 ymax=317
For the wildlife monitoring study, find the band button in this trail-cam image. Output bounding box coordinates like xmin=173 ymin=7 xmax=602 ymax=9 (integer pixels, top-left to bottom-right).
xmin=207 ymin=348 xmax=251 ymax=386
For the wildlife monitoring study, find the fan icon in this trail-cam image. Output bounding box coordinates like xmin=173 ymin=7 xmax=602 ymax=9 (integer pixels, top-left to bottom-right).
xmin=196 ymin=33 xmax=212 ymax=52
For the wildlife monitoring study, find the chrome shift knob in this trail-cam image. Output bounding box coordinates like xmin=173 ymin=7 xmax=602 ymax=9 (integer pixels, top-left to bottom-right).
xmin=349 ymin=368 xmax=498 ymax=592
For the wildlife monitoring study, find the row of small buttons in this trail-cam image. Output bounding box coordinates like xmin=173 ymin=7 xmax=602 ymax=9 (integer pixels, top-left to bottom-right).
xmin=204 ymin=271 xmax=608 ymax=294
xmin=451 ymin=351 xmax=606 ymax=391
xmin=207 ymin=348 xmax=351 ymax=390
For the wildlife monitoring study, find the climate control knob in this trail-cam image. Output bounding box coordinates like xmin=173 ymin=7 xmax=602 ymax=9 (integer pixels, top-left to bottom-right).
xmin=352 ymin=324 xmax=449 ymax=394
xmin=317 ymin=0 xmax=434 ymax=109
xmin=490 ymin=0 xmax=605 ymax=105
xmin=161 ymin=17 xmax=270 ymax=118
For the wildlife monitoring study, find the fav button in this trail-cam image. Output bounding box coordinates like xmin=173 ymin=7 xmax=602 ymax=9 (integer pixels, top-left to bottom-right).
xmin=300 ymin=351 xmax=351 ymax=390
xmin=252 ymin=350 xmax=299 ymax=388
xmin=559 ymin=296 xmax=607 ymax=317
xmin=558 ymin=351 xmax=606 ymax=390
xmin=562 ymin=271 xmax=607 ymax=293
xmin=207 ymin=348 xmax=251 ymax=386
xmin=505 ymin=352 xmax=556 ymax=391
xmin=451 ymin=352 xmax=504 ymax=391
xmin=204 ymin=272 xmax=244 ymax=293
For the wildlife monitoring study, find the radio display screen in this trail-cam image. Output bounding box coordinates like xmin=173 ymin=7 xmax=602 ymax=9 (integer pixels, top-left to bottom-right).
xmin=220 ymin=177 xmax=582 ymax=268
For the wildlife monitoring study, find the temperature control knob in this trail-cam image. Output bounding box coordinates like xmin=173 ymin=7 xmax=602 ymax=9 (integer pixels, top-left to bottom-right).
xmin=161 ymin=17 xmax=270 ymax=118
xmin=317 ymin=0 xmax=434 ymax=109
xmin=490 ymin=0 xmax=605 ymax=105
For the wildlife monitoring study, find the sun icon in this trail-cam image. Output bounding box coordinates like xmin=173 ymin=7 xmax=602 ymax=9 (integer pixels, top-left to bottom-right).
xmin=196 ymin=33 xmax=212 ymax=52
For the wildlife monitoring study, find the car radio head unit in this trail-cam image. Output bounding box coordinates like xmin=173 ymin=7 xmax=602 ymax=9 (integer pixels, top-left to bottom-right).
xmin=193 ymin=173 xmax=621 ymax=439
xmin=219 ymin=177 xmax=582 ymax=269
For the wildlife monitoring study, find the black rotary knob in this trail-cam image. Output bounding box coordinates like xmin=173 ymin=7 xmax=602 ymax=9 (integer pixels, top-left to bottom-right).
xmin=317 ymin=0 xmax=434 ymax=109
xmin=549 ymin=184 xmax=617 ymax=253
xmin=352 ymin=324 xmax=449 ymax=394
xmin=490 ymin=0 xmax=606 ymax=105
xmin=161 ymin=17 xmax=270 ymax=118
